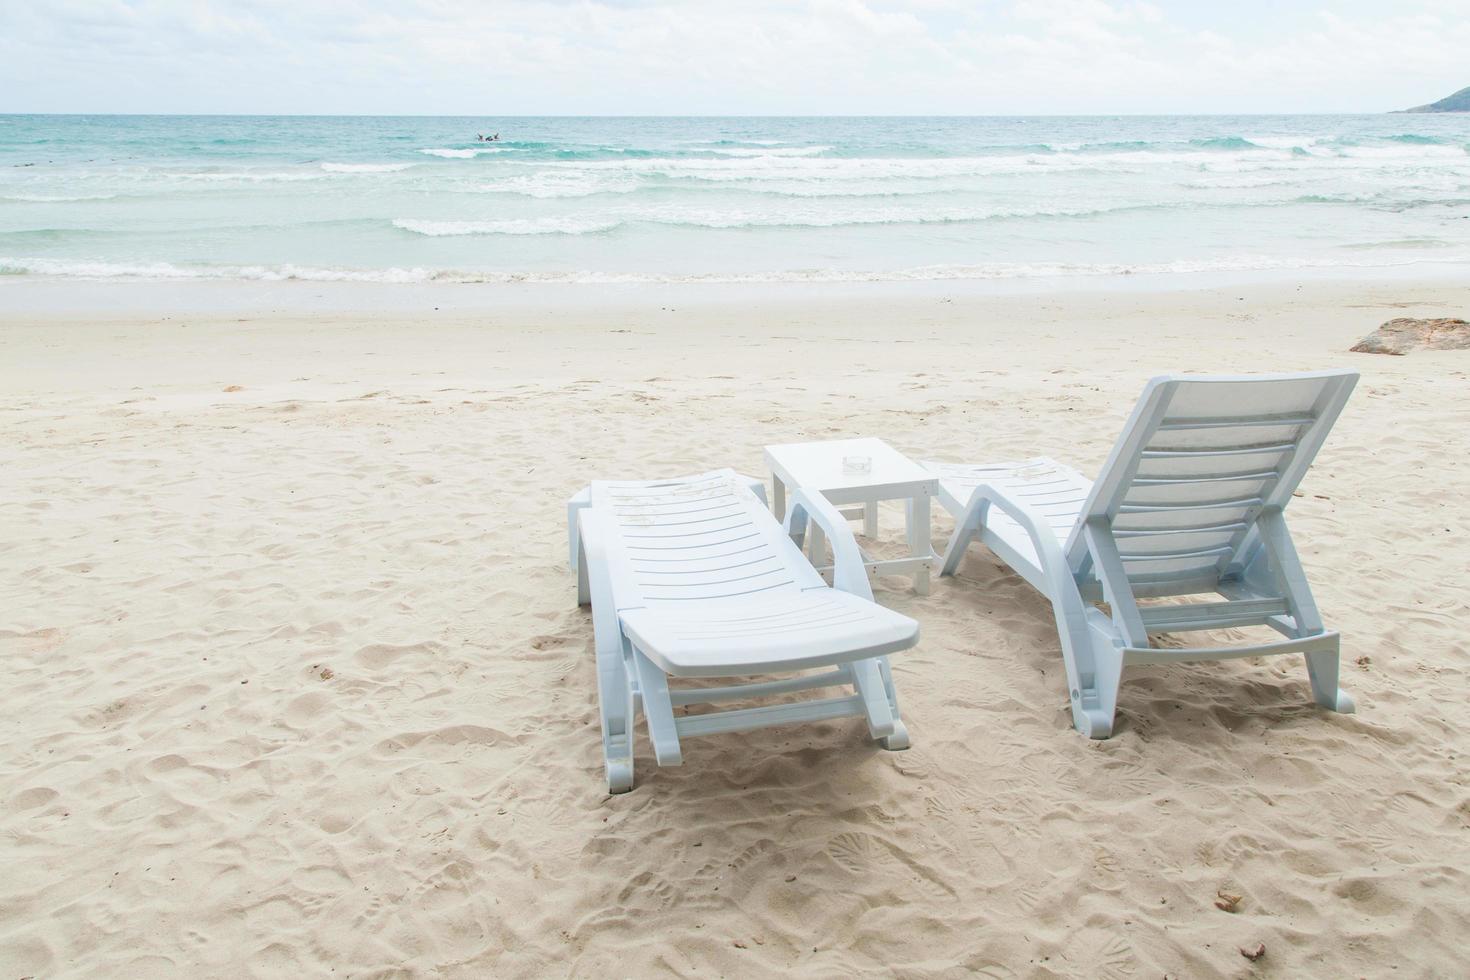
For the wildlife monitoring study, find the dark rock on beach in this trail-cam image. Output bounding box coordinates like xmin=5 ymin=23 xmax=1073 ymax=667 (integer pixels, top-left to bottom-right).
xmin=1351 ymin=317 xmax=1470 ymax=355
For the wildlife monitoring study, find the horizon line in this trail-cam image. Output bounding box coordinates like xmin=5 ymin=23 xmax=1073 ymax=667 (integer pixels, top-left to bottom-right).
xmin=0 ymin=110 xmax=1411 ymax=119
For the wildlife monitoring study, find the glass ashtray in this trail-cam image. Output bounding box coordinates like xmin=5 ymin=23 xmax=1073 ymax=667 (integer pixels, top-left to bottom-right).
xmin=842 ymin=454 xmax=873 ymax=475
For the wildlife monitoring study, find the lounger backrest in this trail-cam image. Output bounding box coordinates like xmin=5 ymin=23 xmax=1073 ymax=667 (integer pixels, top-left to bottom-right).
xmin=1065 ymin=371 xmax=1357 ymax=595
xmin=590 ymin=470 xmax=823 ymax=607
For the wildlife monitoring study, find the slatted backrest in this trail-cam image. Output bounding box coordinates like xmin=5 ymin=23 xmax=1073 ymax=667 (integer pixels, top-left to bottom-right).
xmin=591 ymin=470 xmax=823 ymax=607
xmin=1065 ymin=371 xmax=1357 ymax=595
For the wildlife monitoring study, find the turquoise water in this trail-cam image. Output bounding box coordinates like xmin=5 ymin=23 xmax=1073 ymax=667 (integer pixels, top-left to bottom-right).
xmin=1 ymin=114 xmax=1468 ymax=284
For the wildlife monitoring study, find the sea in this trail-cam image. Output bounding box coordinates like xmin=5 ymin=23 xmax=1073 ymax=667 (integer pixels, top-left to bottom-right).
xmin=1 ymin=114 xmax=1468 ymax=286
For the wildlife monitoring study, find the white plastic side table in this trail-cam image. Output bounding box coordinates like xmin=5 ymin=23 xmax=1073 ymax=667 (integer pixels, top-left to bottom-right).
xmin=763 ymin=437 xmax=939 ymax=594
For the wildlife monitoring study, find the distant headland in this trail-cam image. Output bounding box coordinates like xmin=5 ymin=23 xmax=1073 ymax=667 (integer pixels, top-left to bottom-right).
xmin=1397 ymin=86 xmax=1470 ymax=113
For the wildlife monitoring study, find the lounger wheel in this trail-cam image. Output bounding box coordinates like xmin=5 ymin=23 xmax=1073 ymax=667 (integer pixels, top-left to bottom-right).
xmin=880 ymin=720 xmax=910 ymax=751
xmin=606 ymin=758 xmax=634 ymax=794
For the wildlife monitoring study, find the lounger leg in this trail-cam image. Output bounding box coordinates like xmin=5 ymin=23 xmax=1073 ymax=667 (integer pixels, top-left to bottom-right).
xmin=1074 ymin=618 xmax=1125 ymax=739
xmin=632 ymin=649 xmax=684 ymax=767
xmin=1304 ymin=641 xmax=1356 ymax=714
xmin=1040 ymin=573 xmax=1119 ymax=739
xmin=1251 ymin=509 xmax=1354 ymax=715
xmin=568 ymin=489 xmax=591 ymax=574
xmin=582 ymin=512 xmax=635 ymax=792
xmin=576 ymin=535 xmax=591 ymax=607
xmin=938 ymin=498 xmax=985 ymax=577
xmin=849 ymin=658 xmax=896 ymax=740
xmin=1039 ymin=586 xmax=1124 ymax=740
xmin=597 ymin=636 xmax=636 ymax=793
xmin=876 ymin=657 xmax=909 ymax=750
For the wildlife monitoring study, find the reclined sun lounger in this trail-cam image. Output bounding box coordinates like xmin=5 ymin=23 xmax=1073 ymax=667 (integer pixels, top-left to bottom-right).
xmin=569 ymin=470 xmax=917 ymax=792
xmin=924 ymin=370 xmax=1358 ymax=738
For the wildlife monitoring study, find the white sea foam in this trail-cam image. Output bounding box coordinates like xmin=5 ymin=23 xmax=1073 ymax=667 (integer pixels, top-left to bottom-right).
xmin=517 ymin=143 xmax=1470 ymax=184
xmin=1176 ymin=174 xmax=1300 ymax=190
xmin=703 ymin=146 xmax=832 ymax=157
xmin=6 ymin=118 xmax=1468 ymax=291
xmin=320 ymin=162 xmax=413 ymax=173
xmin=472 ymin=173 xmax=641 ymax=198
xmin=1237 ymin=136 xmax=1311 ymax=151
xmin=0 ymin=193 xmax=120 ymax=202
xmin=740 ymin=181 xmax=958 ymax=198
xmin=389 ymin=202 xmax=1159 ymax=236
xmin=524 ymin=152 xmax=1206 ymax=180
xmin=624 ymin=202 xmax=1136 ymax=228
xmin=391 ymin=217 xmax=622 ymax=236
xmin=1332 ymin=143 xmax=1468 ymax=160
xmin=0 ymin=256 xmax=447 ymax=283
xmin=174 ymin=171 xmax=327 ymax=182
xmin=679 ymin=139 xmax=787 ymax=147
xmin=418 ymin=147 xmax=507 ymax=159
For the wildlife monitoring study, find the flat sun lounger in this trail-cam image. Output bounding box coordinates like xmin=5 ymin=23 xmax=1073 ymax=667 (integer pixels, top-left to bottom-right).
xmin=569 ymin=470 xmax=917 ymax=792
xmin=925 ymin=370 xmax=1358 ymax=738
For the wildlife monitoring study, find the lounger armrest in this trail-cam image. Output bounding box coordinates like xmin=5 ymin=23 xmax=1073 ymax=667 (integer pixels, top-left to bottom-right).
xmin=957 ymin=484 xmax=1098 ymax=633
xmin=959 ymin=482 xmax=1095 ymax=633
xmin=568 ymin=486 xmax=592 ymax=573
xmin=576 ymin=509 xmax=625 ymax=651
xmin=784 ymin=488 xmax=874 ymax=601
xmin=737 ymin=473 xmax=768 ymax=507
xmin=961 ymin=484 xmax=1074 ymax=581
xmin=957 ymin=483 xmax=1110 ymax=734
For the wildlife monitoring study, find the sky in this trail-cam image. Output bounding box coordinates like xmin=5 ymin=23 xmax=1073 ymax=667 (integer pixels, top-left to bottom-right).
xmin=2 ymin=1 xmax=1467 ymax=115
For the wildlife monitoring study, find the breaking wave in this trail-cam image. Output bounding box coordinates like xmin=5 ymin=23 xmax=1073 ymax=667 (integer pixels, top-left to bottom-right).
xmin=418 ymin=147 xmax=509 ymax=159
xmin=320 ymin=162 xmax=413 ymax=173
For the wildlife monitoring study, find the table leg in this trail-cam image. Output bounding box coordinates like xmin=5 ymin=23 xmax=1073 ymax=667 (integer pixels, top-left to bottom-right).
xmin=864 ymin=500 xmax=878 ymax=539
xmin=772 ymin=475 xmax=786 ymax=520
xmin=906 ymin=494 xmax=932 ymax=596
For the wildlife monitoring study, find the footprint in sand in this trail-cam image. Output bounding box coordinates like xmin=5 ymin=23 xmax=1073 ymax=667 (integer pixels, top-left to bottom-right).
xmin=0 ymin=936 xmax=55 ymax=977
xmin=9 ymin=786 xmax=60 ymax=811
xmin=282 ymin=691 xmax=332 ymax=727
xmin=353 ymin=640 xmax=442 ymax=670
xmin=695 ymin=838 xmax=782 ymax=886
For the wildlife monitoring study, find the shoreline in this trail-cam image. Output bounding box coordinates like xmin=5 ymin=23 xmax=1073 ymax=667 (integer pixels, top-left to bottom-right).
xmin=3 ymin=266 xmax=1469 ymax=317
xmin=5 ymin=279 xmax=1467 ymax=401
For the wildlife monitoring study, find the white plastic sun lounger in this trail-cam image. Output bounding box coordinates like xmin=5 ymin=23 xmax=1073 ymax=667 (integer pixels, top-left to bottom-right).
xmin=569 ymin=469 xmax=917 ymax=793
xmin=925 ymin=370 xmax=1358 ymax=738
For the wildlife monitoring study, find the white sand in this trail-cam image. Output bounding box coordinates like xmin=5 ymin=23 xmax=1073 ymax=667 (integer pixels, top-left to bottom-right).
xmin=2 ymin=278 xmax=1468 ymax=977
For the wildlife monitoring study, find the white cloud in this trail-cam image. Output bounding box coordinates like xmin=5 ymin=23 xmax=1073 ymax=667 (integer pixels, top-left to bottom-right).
xmin=0 ymin=1 xmax=1466 ymax=114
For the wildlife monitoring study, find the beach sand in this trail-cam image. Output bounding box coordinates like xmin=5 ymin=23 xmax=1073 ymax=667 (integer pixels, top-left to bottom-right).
xmin=2 ymin=278 xmax=1468 ymax=977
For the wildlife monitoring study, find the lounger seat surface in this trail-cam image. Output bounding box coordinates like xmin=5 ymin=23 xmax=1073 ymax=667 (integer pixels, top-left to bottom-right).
xmin=620 ymin=590 xmax=919 ymax=678
xmin=571 ymin=468 xmax=915 ymax=791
